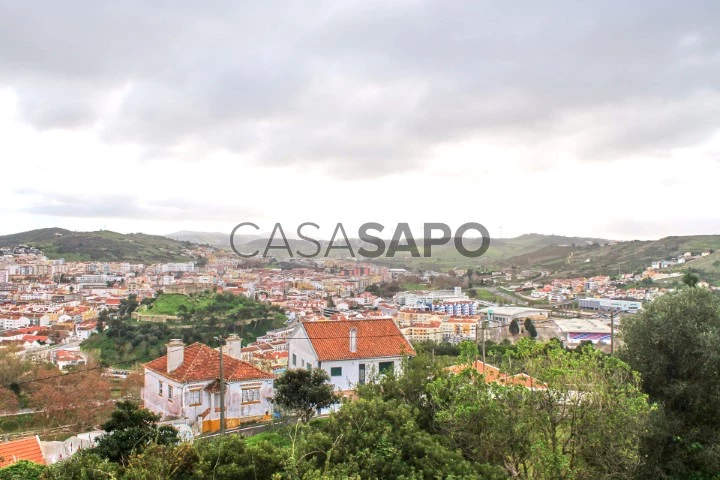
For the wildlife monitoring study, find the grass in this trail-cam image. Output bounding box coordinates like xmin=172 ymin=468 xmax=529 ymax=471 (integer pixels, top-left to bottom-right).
xmin=474 ymin=288 xmax=498 ymax=302
xmin=245 ymin=431 xmax=292 ymax=448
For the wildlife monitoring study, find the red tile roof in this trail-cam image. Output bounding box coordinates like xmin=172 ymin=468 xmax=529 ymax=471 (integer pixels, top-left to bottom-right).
xmin=0 ymin=436 xmax=46 ymax=467
xmin=446 ymin=361 xmax=547 ymax=390
xmin=300 ymin=320 xmax=415 ymax=361
xmin=143 ymin=343 xmax=274 ymax=383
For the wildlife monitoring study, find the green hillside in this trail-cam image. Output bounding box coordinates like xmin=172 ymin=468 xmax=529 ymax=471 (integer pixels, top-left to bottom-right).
xmin=0 ymin=228 xmax=195 ymax=263
xmin=505 ymin=235 xmax=720 ymax=281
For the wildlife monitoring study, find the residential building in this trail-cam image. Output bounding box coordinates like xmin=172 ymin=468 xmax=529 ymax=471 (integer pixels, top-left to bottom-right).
xmin=142 ymin=336 xmax=274 ymax=433
xmin=287 ymin=319 xmax=415 ymax=394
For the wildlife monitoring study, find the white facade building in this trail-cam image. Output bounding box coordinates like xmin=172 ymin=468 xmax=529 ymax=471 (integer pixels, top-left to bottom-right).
xmin=288 ymin=319 xmax=415 ymax=394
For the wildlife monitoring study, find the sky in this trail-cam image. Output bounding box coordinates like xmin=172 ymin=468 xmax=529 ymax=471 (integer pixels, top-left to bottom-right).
xmin=1 ymin=0 xmax=720 ymax=241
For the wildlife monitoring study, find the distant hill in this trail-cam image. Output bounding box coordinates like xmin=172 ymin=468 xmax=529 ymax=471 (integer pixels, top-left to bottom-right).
xmin=506 ymin=235 xmax=720 ymax=280
xmin=0 ymin=228 xmax=195 ymax=263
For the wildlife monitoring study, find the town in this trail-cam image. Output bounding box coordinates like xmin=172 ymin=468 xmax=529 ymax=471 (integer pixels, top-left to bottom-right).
xmin=1 ymin=233 xmax=717 ymax=479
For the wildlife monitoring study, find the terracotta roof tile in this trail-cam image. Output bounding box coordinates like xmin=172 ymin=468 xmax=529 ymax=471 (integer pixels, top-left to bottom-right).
xmin=300 ymin=320 xmax=415 ymax=361
xmin=0 ymin=436 xmax=46 ymax=467
xmin=143 ymin=343 xmax=274 ymax=383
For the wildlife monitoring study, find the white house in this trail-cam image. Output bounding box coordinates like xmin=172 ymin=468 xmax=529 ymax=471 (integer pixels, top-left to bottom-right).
xmin=287 ymin=319 xmax=415 ymax=395
xmin=142 ymin=336 xmax=274 ymax=434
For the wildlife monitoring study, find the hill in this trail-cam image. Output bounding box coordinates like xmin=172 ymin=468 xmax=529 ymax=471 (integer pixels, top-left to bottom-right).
xmin=0 ymin=228 xmax=196 ymax=263
xmin=506 ymin=235 xmax=720 ymax=280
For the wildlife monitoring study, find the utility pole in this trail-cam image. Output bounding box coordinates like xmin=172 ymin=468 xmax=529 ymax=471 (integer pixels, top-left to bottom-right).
xmin=216 ymin=336 xmax=226 ymax=435
xmin=610 ymin=309 xmax=615 ymax=356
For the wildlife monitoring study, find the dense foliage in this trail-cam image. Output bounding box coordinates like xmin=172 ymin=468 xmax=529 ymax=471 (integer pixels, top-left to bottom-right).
xmin=91 ymin=401 xmax=180 ymax=466
xmin=82 ymin=292 xmax=286 ymax=365
xmin=273 ymin=369 xmax=339 ymax=423
xmin=621 ymin=287 xmax=720 ymax=479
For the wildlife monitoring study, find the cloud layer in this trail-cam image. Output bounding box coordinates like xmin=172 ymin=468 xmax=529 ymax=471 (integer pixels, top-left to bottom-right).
xmin=2 ymin=0 xmax=719 ymax=177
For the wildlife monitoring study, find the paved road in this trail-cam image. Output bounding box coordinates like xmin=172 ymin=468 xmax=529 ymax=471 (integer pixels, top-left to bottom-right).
xmin=487 ymin=287 xmax=529 ymax=306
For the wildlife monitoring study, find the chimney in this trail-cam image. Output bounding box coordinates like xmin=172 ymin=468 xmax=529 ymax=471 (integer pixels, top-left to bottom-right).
xmin=349 ymin=328 xmax=357 ymax=353
xmin=226 ymin=334 xmax=243 ymax=360
xmin=166 ymin=339 xmax=184 ymax=373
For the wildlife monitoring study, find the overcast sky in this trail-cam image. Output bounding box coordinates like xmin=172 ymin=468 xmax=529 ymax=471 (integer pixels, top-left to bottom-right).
xmin=1 ymin=0 xmax=720 ymax=241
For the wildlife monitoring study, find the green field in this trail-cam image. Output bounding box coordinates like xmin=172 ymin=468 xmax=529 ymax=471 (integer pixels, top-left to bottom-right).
xmin=138 ymin=293 xmax=213 ymax=316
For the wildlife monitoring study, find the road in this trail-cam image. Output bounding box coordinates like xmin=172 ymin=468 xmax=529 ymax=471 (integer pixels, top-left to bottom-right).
xmin=487 ymin=287 xmax=529 ymax=306
xmin=18 ymin=339 xmax=82 ymax=359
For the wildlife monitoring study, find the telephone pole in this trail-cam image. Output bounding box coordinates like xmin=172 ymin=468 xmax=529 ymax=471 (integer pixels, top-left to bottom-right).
xmin=482 ymin=309 xmax=492 ymax=365
xmin=610 ymin=309 xmax=615 ymax=356
xmin=216 ymin=336 xmax=226 ymax=435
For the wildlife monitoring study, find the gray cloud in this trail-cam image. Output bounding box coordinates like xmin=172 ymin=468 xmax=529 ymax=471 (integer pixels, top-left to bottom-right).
xmin=17 ymin=191 xmax=256 ymax=221
xmin=1 ymin=0 xmax=719 ymax=175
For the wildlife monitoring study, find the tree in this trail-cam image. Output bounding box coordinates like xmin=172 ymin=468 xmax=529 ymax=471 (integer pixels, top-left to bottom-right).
xmin=458 ymin=340 xmax=479 ymax=365
xmin=91 ymin=401 xmax=180 ymax=465
xmin=526 ymin=322 xmax=538 ymax=339
xmin=524 ymin=318 xmax=537 ymax=338
xmin=273 ymin=369 xmax=338 ymax=422
xmin=192 ymin=434 xmax=286 ymax=480
xmin=435 ymin=338 xmax=651 ymax=479
xmin=300 ymin=398 xmax=497 ymax=479
xmin=118 ymin=294 xmax=140 ymax=317
xmin=509 ymin=318 xmax=520 ymax=335
xmin=0 ymin=460 xmax=46 ymax=480
xmin=621 ymin=287 xmax=720 ymax=477
xmin=42 ymin=452 xmax=120 ymax=479
xmin=682 ymin=271 xmax=700 ymax=287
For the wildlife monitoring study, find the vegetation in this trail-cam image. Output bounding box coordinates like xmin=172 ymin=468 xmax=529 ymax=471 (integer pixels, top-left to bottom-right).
xmin=83 ymin=292 xmax=286 ymax=366
xmin=0 ymin=461 xmax=45 ymax=480
xmin=273 ymin=369 xmax=338 ymax=423
xmin=621 ymin=287 xmax=720 ymax=479
xmin=16 ymin=287 xmax=720 ymax=479
xmin=0 ymin=228 xmax=195 ymax=263
xmin=91 ymin=401 xmax=180 ymax=466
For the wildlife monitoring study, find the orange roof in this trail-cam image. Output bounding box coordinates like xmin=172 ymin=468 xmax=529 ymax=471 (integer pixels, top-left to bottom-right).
xmin=143 ymin=343 xmax=274 ymax=383
xmin=300 ymin=320 xmax=415 ymax=361
xmin=447 ymin=361 xmax=546 ymax=389
xmin=0 ymin=436 xmax=46 ymax=467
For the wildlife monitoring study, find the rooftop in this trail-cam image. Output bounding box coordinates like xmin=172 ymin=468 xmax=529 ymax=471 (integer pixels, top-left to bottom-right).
xmin=144 ymin=342 xmax=274 ymax=383
xmin=299 ymin=319 xmax=415 ymax=361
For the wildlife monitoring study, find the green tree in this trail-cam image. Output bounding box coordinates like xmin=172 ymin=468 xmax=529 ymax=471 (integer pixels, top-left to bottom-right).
xmin=436 ymin=338 xmax=651 ymax=479
xmin=118 ymin=294 xmax=139 ymax=317
xmin=682 ymin=271 xmax=700 ymax=287
xmin=621 ymin=287 xmax=720 ymax=478
xmin=300 ymin=398 xmax=499 ymax=480
xmin=509 ymin=318 xmax=520 ymax=335
xmin=458 ymin=340 xmax=479 ymax=365
xmin=273 ymin=369 xmax=338 ymax=423
xmin=0 ymin=461 xmax=45 ymax=480
xmin=526 ymin=322 xmax=537 ymax=339
xmin=41 ymin=452 xmax=120 ymax=480
xmin=91 ymin=401 xmax=180 ymax=465
xmin=192 ymin=434 xmax=286 ymax=480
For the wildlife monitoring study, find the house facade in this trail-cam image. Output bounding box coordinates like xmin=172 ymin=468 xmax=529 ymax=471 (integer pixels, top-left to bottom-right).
xmin=142 ymin=336 xmax=274 ymax=434
xmin=288 ymin=319 xmax=415 ymax=394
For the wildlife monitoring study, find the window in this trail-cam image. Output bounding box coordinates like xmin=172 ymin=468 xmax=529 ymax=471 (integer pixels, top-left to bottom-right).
xmin=379 ymin=361 xmax=394 ymax=375
xmin=330 ymin=367 xmax=342 ymax=377
xmin=358 ymin=363 xmax=366 ymax=385
xmin=242 ymin=388 xmax=261 ymax=404
xmin=168 ymin=385 xmax=173 ymax=402
xmin=189 ymin=389 xmax=202 ymax=406
xmin=292 ymin=354 xmax=297 ymax=366
xmin=158 ymin=380 xmax=163 ymax=396
xmin=306 ymin=363 xmax=312 ymax=372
